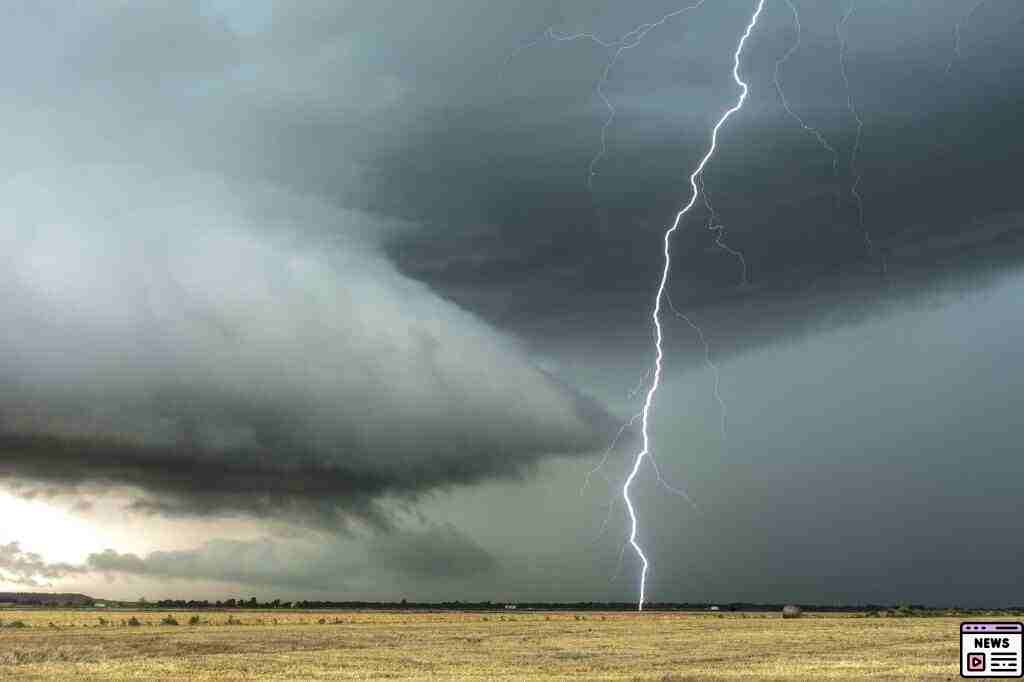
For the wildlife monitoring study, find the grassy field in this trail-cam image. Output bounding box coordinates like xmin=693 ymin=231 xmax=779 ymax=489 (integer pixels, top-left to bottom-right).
xmin=0 ymin=609 xmax=978 ymax=680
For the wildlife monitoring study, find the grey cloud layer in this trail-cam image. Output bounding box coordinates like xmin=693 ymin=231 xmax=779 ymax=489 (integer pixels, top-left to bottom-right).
xmin=87 ymin=523 xmax=495 ymax=592
xmin=2 ymin=0 xmax=1023 ymax=603
xmin=0 ymin=542 xmax=83 ymax=588
xmin=0 ymin=169 xmax=612 ymax=523
xmin=7 ymin=1 xmax=1021 ymax=354
xmin=4 ymin=521 xmax=494 ymax=594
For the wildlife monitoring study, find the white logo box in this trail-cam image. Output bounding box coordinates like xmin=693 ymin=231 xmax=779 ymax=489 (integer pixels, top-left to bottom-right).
xmin=961 ymin=622 xmax=1023 ymax=678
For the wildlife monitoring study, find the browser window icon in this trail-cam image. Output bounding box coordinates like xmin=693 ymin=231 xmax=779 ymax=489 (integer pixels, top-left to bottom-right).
xmin=961 ymin=622 xmax=1023 ymax=678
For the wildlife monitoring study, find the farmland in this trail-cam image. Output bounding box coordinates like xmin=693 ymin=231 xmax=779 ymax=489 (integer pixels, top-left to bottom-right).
xmin=0 ymin=609 xmax=980 ymax=680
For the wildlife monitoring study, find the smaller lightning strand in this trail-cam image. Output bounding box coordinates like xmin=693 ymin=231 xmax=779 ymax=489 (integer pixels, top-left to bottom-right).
xmin=837 ymin=1 xmax=884 ymax=275
xmin=627 ymin=367 xmax=654 ymax=401
xmin=508 ymin=2 xmax=710 ymax=193
xmin=585 ymin=407 xmax=699 ymax=543
xmin=698 ymin=175 xmax=748 ymax=286
xmin=664 ymin=292 xmax=727 ymax=444
xmin=575 ymin=1 xmax=710 ymax=192
xmin=582 ymin=412 xmax=642 ymax=496
xmin=946 ymin=0 xmax=991 ymax=76
xmin=625 ymin=0 xmax=767 ymax=611
xmin=774 ymin=0 xmax=841 ymax=186
xmin=584 ymin=365 xmax=697 ymax=503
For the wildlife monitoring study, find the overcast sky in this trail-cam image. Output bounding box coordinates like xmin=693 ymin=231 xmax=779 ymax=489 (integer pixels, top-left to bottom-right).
xmin=1 ymin=0 xmax=1023 ymax=607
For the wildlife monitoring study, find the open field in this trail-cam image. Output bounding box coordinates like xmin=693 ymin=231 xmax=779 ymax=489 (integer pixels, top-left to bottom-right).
xmin=0 ymin=609 xmax=982 ymax=680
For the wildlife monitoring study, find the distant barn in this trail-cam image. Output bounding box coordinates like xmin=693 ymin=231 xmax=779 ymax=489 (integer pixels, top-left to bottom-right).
xmin=782 ymin=605 xmax=803 ymax=619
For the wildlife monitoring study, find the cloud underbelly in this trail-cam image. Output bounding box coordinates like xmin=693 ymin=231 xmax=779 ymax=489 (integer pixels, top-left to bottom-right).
xmin=0 ymin=169 xmax=612 ymax=524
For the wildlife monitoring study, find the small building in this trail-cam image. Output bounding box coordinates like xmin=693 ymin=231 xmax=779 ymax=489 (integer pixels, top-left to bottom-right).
xmin=94 ymin=603 xmax=107 ymax=608
xmin=782 ymin=604 xmax=803 ymax=619
xmin=504 ymin=604 xmax=517 ymax=610
xmin=708 ymin=605 xmax=720 ymax=611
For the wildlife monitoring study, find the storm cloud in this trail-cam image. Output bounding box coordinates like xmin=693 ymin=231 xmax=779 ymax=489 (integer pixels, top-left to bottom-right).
xmin=2 ymin=1 xmax=1024 ymax=604
xmin=0 ymin=542 xmax=83 ymax=587
xmin=0 ymin=168 xmax=612 ymax=524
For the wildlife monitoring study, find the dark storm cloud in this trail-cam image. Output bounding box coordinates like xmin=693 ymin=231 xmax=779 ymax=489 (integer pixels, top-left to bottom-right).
xmin=8 ymin=0 xmax=1015 ymax=358
xmin=2 ymin=0 xmax=1023 ymax=596
xmin=367 ymin=522 xmax=496 ymax=580
xmin=0 ymin=169 xmax=614 ymax=524
xmin=361 ymin=1 xmax=1024 ymax=358
xmin=622 ymin=270 xmax=1024 ymax=607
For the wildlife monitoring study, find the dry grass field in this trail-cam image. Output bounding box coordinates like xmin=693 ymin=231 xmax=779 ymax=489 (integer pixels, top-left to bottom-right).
xmin=0 ymin=609 xmax=978 ymax=680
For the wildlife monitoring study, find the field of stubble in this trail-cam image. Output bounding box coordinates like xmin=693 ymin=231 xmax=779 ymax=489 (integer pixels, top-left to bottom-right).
xmin=0 ymin=609 xmax=969 ymax=680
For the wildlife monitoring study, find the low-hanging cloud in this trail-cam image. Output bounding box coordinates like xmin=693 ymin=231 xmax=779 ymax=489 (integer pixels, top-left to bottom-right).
xmin=0 ymin=542 xmax=83 ymax=588
xmin=86 ymin=538 xmax=350 ymax=591
xmin=0 ymin=167 xmax=613 ymax=525
xmin=85 ymin=522 xmax=496 ymax=593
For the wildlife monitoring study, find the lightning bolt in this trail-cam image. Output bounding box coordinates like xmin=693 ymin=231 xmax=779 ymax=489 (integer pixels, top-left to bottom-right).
xmin=836 ymin=1 xmax=885 ymax=276
xmin=581 ymin=412 xmax=642 ymax=497
xmin=698 ymin=175 xmax=748 ymax=286
xmin=510 ymin=5 xmax=716 ymax=566
xmin=624 ymin=0 xmax=767 ymax=611
xmin=837 ymin=2 xmax=867 ymax=257
xmin=774 ymin=0 xmax=885 ymax=278
xmin=508 ymin=2 xmax=710 ymax=193
xmin=946 ymin=0 xmax=990 ymax=76
xmin=627 ymin=366 xmax=654 ymax=401
xmin=572 ymin=1 xmax=710 ymax=192
xmin=665 ymin=292 xmax=727 ymax=444
xmin=774 ymin=0 xmax=840 ymax=183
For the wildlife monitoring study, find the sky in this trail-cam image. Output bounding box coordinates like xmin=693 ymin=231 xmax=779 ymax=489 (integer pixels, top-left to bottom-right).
xmin=1 ymin=0 xmax=1023 ymax=607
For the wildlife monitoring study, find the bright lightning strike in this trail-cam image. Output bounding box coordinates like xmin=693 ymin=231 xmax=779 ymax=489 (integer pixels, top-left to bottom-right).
xmin=509 ymin=5 xmax=714 ymax=553
xmin=624 ymin=0 xmax=767 ymax=612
